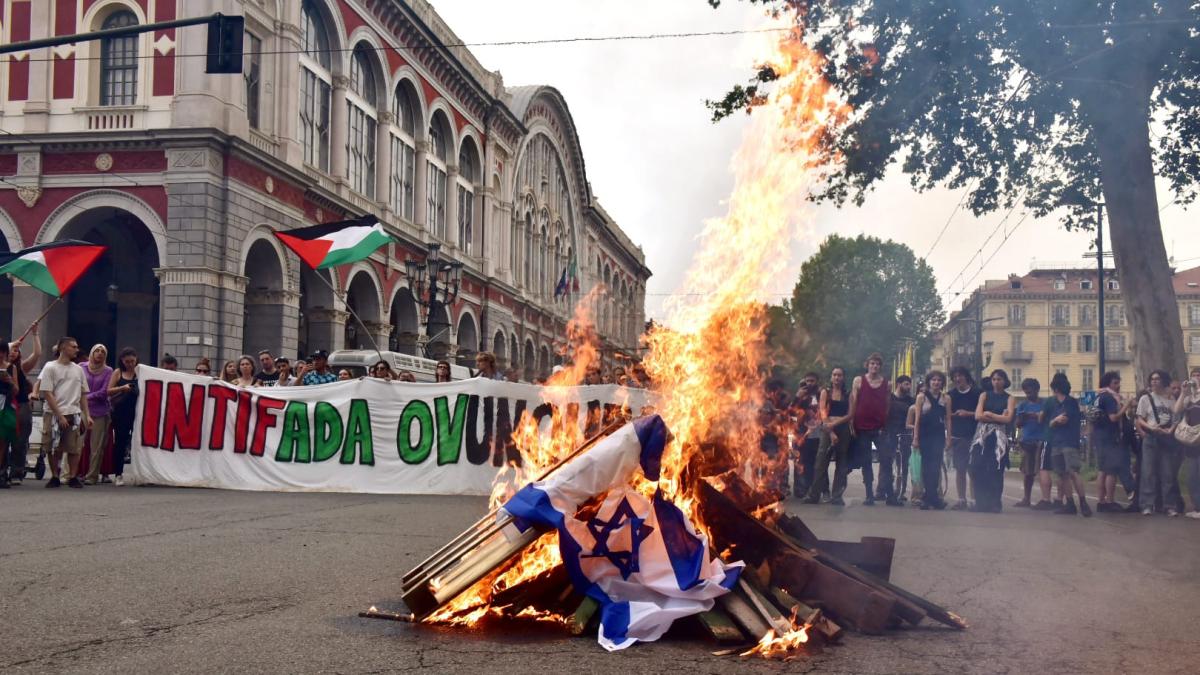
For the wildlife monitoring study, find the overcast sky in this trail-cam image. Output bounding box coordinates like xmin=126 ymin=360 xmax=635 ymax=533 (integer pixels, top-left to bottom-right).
xmin=433 ymin=0 xmax=1197 ymax=321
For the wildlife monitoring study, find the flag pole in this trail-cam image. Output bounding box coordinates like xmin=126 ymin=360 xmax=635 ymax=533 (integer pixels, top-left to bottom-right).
xmin=310 ymin=269 xmax=387 ymax=367
xmin=16 ymin=296 xmax=64 ymax=343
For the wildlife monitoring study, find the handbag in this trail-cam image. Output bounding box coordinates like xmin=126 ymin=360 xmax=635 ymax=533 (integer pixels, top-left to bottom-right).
xmin=1174 ymin=392 xmax=1200 ymax=451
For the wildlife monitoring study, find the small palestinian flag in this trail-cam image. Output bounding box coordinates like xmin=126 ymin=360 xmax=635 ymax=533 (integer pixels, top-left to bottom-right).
xmin=274 ymin=216 xmax=392 ymax=269
xmin=0 ymin=240 xmax=106 ymax=297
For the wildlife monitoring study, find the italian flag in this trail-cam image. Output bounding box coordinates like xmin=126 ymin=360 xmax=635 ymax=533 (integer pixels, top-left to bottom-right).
xmin=274 ymin=216 xmax=393 ymax=269
xmin=0 ymin=240 xmax=106 ymax=297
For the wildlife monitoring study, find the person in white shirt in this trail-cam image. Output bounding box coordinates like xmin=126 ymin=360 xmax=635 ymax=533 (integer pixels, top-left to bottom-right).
xmin=37 ymin=337 xmax=93 ymax=488
xmin=1135 ymin=370 xmax=1180 ymax=516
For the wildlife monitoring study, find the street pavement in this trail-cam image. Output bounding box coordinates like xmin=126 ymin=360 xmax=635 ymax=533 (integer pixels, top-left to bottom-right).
xmin=2 ymin=473 xmax=1198 ymax=674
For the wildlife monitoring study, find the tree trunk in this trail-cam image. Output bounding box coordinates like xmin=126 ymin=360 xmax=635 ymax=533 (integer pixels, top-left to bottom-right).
xmin=1082 ymin=91 xmax=1187 ymax=386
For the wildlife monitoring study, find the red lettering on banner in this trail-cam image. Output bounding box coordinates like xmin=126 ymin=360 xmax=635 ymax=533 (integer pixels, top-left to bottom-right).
xmin=140 ymin=379 xmax=163 ymax=448
xmin=161 ymin=382 xmax=206 ymax=451
xmin=234 ymin=390 xmax=253 ymax=453
xmin=250 ymin=397 xmax=286 ymax=457
xmin=207 ymin=385 xmax=237 ymax=450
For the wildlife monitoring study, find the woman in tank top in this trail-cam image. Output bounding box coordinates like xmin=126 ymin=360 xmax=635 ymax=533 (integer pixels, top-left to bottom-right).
xmin=913 ymin=371 xmax=951 ymax=509
xmin=803 ymin=367 xmax=854 ymax=505
xmin=106 ymin=348 xmax=140 ymax=487
xmin=971 ymin=370 xmax=1016 ymax=513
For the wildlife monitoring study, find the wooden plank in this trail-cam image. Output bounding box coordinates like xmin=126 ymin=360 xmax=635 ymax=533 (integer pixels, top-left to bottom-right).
xmin=717 ymin=588 xmax=771 ymax=639
xmin=695 ymin=609 xmax=747 ymax=643
xmin=770 ymin=549 xmax=897 ymax=634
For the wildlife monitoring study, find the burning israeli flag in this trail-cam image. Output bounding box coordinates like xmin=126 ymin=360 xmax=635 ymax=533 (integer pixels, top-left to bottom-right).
xmin=501 ymin=416 xmax=743 ymax=651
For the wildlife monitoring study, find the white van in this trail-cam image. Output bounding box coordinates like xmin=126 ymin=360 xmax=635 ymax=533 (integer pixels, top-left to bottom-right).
xmin=327 ymin=350 xmax=473 ymax=383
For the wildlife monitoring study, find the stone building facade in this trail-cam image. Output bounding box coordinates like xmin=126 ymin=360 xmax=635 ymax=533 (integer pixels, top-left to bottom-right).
xmin=0 ymin=0 xmax=650 ymax=379
xmin=932 ymin=264 xmax=1200 ymax=392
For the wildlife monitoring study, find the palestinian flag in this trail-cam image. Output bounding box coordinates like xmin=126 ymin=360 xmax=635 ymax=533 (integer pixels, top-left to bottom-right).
xmin=274 ymin=216 xmax=392 ymax=269
xmin=0 ymin=240 xmax=106 ymax=297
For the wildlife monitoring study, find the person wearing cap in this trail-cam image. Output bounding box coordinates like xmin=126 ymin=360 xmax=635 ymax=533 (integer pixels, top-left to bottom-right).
xmin=302 ymin=350 xmax=338 ymax=386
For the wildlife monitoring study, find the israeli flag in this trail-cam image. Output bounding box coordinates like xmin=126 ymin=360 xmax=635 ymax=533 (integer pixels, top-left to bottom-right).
xmin=501 ymin=416 xmax=743 ymax=651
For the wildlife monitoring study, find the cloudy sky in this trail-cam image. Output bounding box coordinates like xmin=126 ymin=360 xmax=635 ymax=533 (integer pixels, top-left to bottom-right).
xmin=434 ymin=0 xmax=1197 ymax=321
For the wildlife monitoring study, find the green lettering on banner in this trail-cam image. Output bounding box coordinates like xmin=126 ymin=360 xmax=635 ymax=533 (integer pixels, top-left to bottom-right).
xmin=275 ymin=401 xmax=311 ymax=463
xmin=398 ymin=399 xmax=434 ymax=464
xmin=435 ymin=394 xmax=470 ymax=465
xmin=341 ymin=399 xmax=375 ymax=465
xmin=313 ymin=401 xmax=344 ymax=462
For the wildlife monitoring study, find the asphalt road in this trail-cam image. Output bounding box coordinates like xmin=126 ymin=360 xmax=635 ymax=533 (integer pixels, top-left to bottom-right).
xmin=2 ymin=474 xmax=1198 ymax=674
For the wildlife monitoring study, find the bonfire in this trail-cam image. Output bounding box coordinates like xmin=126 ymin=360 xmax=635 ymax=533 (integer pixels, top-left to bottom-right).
xmin=368 ymin=11 xmax=966 ymax=660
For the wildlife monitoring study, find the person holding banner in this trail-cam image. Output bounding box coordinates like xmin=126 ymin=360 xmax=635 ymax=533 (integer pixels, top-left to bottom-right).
xmin=106 ymin=347 xmax=139 ymax=487
xmin=302 ymin=351 xmax=337 ymax=385
xmin=7 ymin=325 xmax=40 ymax=485
xmin=435 ymin=360 xmax=453 ymax=383
xmin=38 ymin=337 xmax=93 ymax=488
xmin=234 ymin=356 xmax=260 ymax=388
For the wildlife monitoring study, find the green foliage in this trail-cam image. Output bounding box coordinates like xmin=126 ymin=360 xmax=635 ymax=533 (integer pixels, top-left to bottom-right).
xmin=707 ymin=1 xmax=1200 ymax=230
xmin=767 ymin=234 xmax=943 ymax=382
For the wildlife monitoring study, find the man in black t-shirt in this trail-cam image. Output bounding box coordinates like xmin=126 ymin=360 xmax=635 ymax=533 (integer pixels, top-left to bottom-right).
xmin=877 ymin=375 xmax=915 ymax=505
xmin=255 ymin=350 xmax=281 ymax=386
xmin=948 ymin=366 xmax=981 ymax=510
xmin=1093 ymin=371 xmax=1132 ymax=512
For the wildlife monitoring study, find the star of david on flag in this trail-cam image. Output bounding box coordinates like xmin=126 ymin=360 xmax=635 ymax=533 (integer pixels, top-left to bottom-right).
xmin=501 ymin=416 xmax=743 ymax=651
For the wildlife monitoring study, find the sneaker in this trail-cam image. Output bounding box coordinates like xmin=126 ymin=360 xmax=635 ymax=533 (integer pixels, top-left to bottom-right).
xmin=67 ymin=477 xmax=84 ymax=489
xmin=1031 ymin=500 xmax=1056 ymax=511
xmin=85 ymin=477 xmax=98 ymax=485
xmin=1166 ymin=509 xmax=1180 ymax=518
xmin=45 ymin=477 xmax=61 ymax=488
xmin=101 ymin=475 xmax=112 ymax=484
xmin=829 ymin=497 xmax=845 ymax=506
xmin=950 ymin=500 xmax=969 ymax=511
xmin=1013 ymin=499 xmax=1032 ymax=508
xmin=114 ymin=475 xmax=125 ymax=487
xmin=1142 ymin=508 xmax=1153 ymax=516
xmin=1079 ymin=499 xmax=1092 ymax=518
xmin=885 ymin=497 xmax=902 ymax=507
xmin=1185 ymin=511 xmax=1200 ymax=520
xmin=863 ymin=497 xmax=876 ymax=506
xmin=0 ymin=477 xmax=9 ymax=489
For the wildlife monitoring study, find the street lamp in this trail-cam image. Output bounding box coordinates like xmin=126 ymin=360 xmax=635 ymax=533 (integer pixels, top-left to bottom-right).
xmin=406 ymin=242 xmax=463 ymax=359
xmin=1061 ymin=187 xmax=1110 ymax=378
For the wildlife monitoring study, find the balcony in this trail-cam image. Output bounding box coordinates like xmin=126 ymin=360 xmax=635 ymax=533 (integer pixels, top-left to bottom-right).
xmin=76 ymin=105 xmax=145 ymax=131
xmin=1105 ymin=351 xmax=1132 ymax=363
xmin=1002 ymin=350 xmax=1034 ymax=363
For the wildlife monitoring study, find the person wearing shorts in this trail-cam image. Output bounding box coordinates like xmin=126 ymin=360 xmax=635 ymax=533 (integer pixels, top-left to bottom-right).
xmin=1093 ymin=372 xmax=1132 ymax=512
xmin=1014 ymin=378 xmax=1046 ymax=508
xmin=1043 ymin=372 xmax=1091 ymax=517
xmin=37 ymin=337 xmax=92 ymax=488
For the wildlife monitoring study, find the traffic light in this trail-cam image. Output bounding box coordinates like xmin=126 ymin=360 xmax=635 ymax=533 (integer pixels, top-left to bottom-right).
xmin=206 ymin=13 xmax=244 ymax=74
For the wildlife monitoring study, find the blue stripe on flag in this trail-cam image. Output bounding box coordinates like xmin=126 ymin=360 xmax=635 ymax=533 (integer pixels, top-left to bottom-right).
xmin=633 ymin=415 xmax=668 ymax=480
xmin=502 ymin=484 xmax=563 ymax=533
xmin=719 ymin=564 xmax=742 ymax=589
xmin=652 ymin=490 xmax=706 ymax=590
xmin=600 ymin=601 xmax=631 ymax=645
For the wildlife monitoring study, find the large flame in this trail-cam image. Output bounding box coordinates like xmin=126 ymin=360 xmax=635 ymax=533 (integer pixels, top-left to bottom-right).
xmin=425 ymin=12 xmax=846 ymax=659
xmin=645 ymin=17 xmax=847 ymax=522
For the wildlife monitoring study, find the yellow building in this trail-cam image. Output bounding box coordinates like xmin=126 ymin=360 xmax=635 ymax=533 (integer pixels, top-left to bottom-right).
xmin=932 ymin=265 xmax=1200 ymax=392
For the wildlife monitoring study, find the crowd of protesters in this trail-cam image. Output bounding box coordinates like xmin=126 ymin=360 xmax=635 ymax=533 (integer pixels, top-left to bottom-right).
xmin=0 ymin=325 xmax=651 ymax=489
xmin=768 ymin=352 xmax=1200 ymax=519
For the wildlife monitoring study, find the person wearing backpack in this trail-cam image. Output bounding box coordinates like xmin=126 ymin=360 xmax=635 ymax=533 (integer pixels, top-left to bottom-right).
xmin=1135 ymin=370 xmax=1181 ymax=517
xmin=1092 ymin=372 xmax=1134 ymax=512
xmin=1173 ymin=367 xmax=1200 ymax=519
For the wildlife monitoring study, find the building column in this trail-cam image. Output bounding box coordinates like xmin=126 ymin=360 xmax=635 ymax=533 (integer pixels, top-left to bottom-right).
xmin=155 ymin=267 xmax=248 ymax=371
xmin=11 ymin=282 xmax=52 ymax=355
xmin=331 ymin=75 xmax=350 ymax=185
xmin=276 ymin=19 xmax=305 ymax=167
xmin=364 ymin=321 xmax=393 ymax=352
xmin=306 ymin=308 xmax=348 ymax=353
xmin=445 ymin=165 xmax=460 ymax=248
xmin=244 ymin=289 xmax=299 ymax=359
xmin=376 ymin=112 xmax=394 ymax=211
xmin=414 ymin=141 xmax=430 ymax=232
xmin=22 ymin=0 xmax=51 ymax=133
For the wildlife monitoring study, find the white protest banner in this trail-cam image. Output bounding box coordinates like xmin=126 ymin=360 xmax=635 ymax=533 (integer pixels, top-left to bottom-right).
xmin=130 ymin=366 xmax=649 ymax=495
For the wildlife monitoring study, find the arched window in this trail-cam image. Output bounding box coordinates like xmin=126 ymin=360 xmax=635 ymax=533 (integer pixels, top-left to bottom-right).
xmin=390 ymin=82 xmax=418 ymax=221
xmin=426 ymin=113 xmax=450 ymax=239
xmin=457 ymin=141 xmax=478 ymax=255
xmin=100 ymin=11 xmax=139 ymax=106
xmin=298 ymin=1 xmax=332 ymax=171
xmin=346 ymin=44 xmax=378 ymax=198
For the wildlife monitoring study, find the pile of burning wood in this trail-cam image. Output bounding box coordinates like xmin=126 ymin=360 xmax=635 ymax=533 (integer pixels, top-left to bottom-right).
xmin=366 ymin=418 xmax=966 ymax=660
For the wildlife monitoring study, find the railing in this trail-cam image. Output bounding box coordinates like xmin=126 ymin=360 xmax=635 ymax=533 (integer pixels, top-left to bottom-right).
xmin=1002 ymin=350 xmax=1034 ymax=362
xmin=1105 ymin=351 xmax=1132 ymax=363
xmin=247 ymin=130 xmax=277 ymax=156
xmin=77 ymin=106 xmax=144 ymax=130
